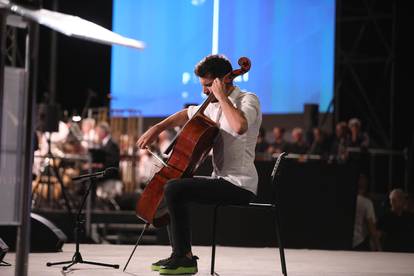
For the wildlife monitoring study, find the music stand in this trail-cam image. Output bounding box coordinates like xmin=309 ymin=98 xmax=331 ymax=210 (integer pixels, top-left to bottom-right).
xmin=46 ymin=174 xmax=119 ymax=270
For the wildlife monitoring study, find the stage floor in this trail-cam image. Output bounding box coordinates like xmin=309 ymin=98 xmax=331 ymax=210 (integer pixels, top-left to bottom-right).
xmin=1 ymin=244 xmax=413 ymax=276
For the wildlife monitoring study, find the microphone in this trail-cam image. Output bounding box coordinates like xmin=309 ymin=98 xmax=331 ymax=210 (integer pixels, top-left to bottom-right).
xmin=72 ymin=167 xmax=119 ymax=181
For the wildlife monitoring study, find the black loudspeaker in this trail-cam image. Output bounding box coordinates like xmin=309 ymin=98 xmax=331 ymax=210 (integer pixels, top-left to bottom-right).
xmin=30 ymin=213 xmax=67 ymax=252
xmin=37 ymin=103 xmax=60 ymax=132
xmin=0 ymin=213 xmax=67 ymax=252
xmin=304 ymin=103 xmax=319 ymax=130
xmin=0 ymin=238 xmax=9 ymax=263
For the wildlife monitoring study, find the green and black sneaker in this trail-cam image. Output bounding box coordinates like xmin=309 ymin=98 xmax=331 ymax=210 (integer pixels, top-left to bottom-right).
xmin=151 ymin=254 xmax=175 ymax=271
xmin=158 ymin=255 xmax=198 ymax=275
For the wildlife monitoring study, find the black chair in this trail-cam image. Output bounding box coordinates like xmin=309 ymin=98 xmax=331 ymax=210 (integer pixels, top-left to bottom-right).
xmin=210 ymin=152 xmax=288 ymax=276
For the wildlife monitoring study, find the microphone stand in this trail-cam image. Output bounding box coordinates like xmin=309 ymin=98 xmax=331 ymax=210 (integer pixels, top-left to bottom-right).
xmin=46 ymin=175 xmax=119 ymax=270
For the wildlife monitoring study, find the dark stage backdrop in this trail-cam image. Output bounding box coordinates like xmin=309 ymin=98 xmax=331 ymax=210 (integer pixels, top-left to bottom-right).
xmin=37 ymin=0 xmax=113 ymax=114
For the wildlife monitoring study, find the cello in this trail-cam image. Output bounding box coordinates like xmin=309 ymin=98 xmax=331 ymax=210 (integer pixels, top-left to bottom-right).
xmin=135 ymin=57 xmax=251 ymax=228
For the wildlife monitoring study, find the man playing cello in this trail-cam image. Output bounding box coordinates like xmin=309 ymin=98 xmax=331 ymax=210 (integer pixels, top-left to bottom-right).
xmin=136 ymin=54 xmax=262 ymax=275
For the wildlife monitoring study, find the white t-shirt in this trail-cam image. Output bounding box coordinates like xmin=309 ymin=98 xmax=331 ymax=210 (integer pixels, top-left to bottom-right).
xmin=187 ymin=86 xmax=262 ymax=194
xmin=353 ymin=194 xmax=376 ymax=247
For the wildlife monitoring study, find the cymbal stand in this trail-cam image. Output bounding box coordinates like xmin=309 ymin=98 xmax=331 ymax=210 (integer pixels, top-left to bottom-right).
xmin=32 ymin=132 xmax=72 ymax=214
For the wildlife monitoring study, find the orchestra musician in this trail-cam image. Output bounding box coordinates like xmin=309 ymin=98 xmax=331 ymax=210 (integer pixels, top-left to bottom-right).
xmin=136 ymin=54 xmax=262 ymax=275
xmin=80 ymin=121 xmax=121 ymax=208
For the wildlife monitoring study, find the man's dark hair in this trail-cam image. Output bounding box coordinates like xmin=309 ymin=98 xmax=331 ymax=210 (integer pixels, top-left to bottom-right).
xmin=194 ymin=54 xmax=233 ymax=79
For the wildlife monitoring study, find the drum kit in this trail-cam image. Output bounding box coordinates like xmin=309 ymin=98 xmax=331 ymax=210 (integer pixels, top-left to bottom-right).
xmin=31 ymin=138 xmax=88 ymax=211
xmin=31 ymin=132 xmax=120 ymax=211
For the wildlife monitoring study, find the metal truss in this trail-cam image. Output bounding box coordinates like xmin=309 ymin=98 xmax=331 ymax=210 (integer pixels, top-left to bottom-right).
xmin=4 ymin=14 xmax=27 ymax=68
xmin=334 ymin=0 xmax=396 ymax=148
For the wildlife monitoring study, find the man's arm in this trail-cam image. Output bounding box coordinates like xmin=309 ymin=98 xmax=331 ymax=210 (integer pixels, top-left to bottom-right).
xmin=367 ymin=218 xmax=382 ymax=251
xmin=211 ymin=78 xmax=248 ymax=135
xmin=366 ymin=200 xmax=382 ymax=251
xmin=136 ymin=109 xmax=188 ymax=149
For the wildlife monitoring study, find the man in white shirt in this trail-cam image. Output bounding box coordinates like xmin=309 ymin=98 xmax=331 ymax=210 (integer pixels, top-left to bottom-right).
xmin=352 ymin=174 xmax=381 ymax=251
xmin=136 ymin=54 xmax=261 ymax=275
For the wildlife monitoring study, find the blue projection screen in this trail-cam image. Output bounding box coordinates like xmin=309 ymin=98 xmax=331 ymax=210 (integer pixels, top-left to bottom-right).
xmin=111 ymin=0 xmax=335 ymax=116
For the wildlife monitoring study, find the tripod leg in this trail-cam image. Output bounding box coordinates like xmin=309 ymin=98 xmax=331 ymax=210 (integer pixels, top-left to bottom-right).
xmin=47 ymin=245 xmax=119 ymax=270
xmin=46 ymin=260 xmax=73 ymax=266
xmin=123 ymin=223 xmax=149 ymax=271
xmin=46 ymin=251 xmax=82 ymax=268
xmin=51 ymin=162 xmax=73 ymax=214
xmin=63 ymin=261 xmax=77 ymax=271
xmin=82 ymin=260 xmax=119 ymax=269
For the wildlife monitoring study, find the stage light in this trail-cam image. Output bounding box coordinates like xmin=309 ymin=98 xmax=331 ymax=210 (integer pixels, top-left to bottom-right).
xmin=72 ymin=115 xmax=81 ymax=122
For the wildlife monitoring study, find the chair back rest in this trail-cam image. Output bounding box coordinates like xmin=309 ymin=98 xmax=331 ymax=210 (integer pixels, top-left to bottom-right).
xmin=271 ymin=152 xmax=287 ymax=184
xmin=270 ymin=152 xmax=287 ymax=204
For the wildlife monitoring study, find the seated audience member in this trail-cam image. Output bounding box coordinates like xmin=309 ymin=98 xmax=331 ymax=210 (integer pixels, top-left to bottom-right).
xmin=284 ymin=127 xmax=308 ymax=154
xmin=352 ymin=174 xmax=381 ymax=251
xmin=406 ymin=194 xmax=414 ymax=213
xmin=267 ymin=127 xmax=286 ymax=154
xmin=267 ymin=126 xmax=286 ymax=155
xmin=308 ymin=127 xmax=329 ymax=157
xmin=377 ymin=189 xmax=414 ymax=252
xmin=255 ymin=127 xmax=270 ymax=155
xmin=329 ymin=121 xmax=350 ymax=162
xmin=347 ymin=118 xmax=370 ymax=173
xmin=348 ymin=118 xmax=369 ymax=148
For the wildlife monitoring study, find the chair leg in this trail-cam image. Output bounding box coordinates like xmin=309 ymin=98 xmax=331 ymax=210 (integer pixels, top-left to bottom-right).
xmin=211 ymin=205 xmax=219 ymax=275
xmin=274 ymin=207 xmax=288 ymax=276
